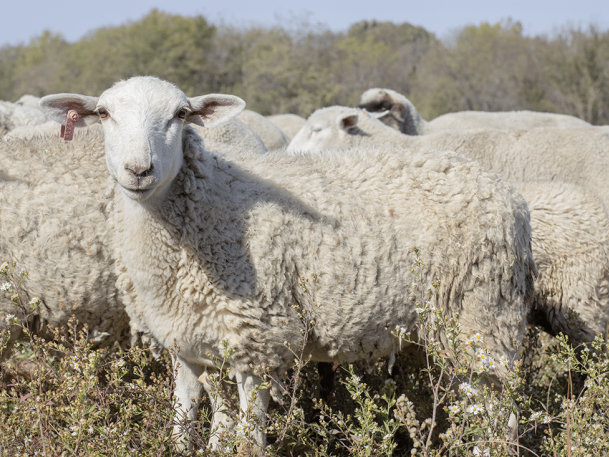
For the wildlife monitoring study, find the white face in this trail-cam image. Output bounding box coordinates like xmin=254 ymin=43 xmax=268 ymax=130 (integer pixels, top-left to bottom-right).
xmin=97 ymin=78 xmax=188 ymax=202
xmin=38 ymin=76 xmax=246 ymax=203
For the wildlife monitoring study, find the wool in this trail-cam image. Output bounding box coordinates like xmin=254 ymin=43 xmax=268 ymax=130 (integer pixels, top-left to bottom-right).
xmin=237 ymin=109 xmax=289 ymax=150
xmin=266 ymin=113 xmax=307 ymax=140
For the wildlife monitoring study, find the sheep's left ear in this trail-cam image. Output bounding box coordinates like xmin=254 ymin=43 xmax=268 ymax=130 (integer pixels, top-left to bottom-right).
xmin=39 ymin=94 xmax=100 ymax=127
xmin=338 ymin=113 xmax=359 ymax=133
xmin=187 ymin=94 xmax=246 ymax=128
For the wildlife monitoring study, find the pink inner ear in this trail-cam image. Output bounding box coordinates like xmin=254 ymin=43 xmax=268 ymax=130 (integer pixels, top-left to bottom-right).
xmin=342 ymin=116 xmax=357 ymax=129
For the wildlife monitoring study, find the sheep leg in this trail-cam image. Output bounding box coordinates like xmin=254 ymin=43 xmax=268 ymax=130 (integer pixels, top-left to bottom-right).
xmin=235 ymin=370 xmax=270 ymax=452
xmin=172 ymin=355 xmax=205 ymax=451
xmin=199 ymin=370 xmax=235 ymax=449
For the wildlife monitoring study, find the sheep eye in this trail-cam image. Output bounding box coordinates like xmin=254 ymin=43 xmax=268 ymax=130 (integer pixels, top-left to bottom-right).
xmin=97 ymin=108 xmax=110 ymax=120
xmin=176 ymin=108 xmax=187 ymax=120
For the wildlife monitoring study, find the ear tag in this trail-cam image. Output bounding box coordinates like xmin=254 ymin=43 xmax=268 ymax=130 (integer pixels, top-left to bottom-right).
xmin=62 ymin=110 xmax=79 ymax=141
xmin=60 ymin=125 xmax=65 ymax=139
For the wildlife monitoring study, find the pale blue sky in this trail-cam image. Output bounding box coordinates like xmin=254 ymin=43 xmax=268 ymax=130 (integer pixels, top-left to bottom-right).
xmin=2 ymin=0 xmax=608 ymax=47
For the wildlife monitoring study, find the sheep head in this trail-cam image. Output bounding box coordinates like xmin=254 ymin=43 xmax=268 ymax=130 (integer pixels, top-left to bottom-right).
xmin=287 ymin=106 xmax=360 ymax=154
xmin=39 ymin=76 xmax=245 ymax=202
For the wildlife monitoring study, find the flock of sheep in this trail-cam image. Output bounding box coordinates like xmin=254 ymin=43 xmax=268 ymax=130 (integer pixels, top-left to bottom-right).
xmin=1 ymin=78 xmax=608 ymax=451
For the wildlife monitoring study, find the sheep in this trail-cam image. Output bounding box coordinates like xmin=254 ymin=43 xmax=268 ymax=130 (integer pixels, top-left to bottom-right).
xmin=0 ymin=100 xmax=48 ymax=133
xmin=191 ymin=117 xmax=267 ymax=155
xmin=516 ymin=182 xmax=609 ymax=344
xmin=237 ymin=109 xmax=289 ymax=150
xmin=266 ymin=113 xmax=307 ymax=140
xmin=357 ymin=88 xmax=591 ymax=135
xmin=16 ymin=95 xmax=42 ymax=109
xmin=0 ymin=132 xmax=131 ymax=348
xmin=288 ymin=106 xmax=609 ymax=208
xmin=39 ymin=76 xmax=535 ymax=450
xmin=289 ymin=106 xmax=609 ymax=345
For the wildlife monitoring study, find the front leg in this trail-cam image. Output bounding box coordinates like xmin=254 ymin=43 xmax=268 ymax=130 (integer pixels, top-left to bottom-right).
xmin=200 ymin=370 xmax=235 ymax=449
xmin=235 ymin=371 xmax=271 ymax=452
xmin=172 ymin=355 xmax=205 ymax=450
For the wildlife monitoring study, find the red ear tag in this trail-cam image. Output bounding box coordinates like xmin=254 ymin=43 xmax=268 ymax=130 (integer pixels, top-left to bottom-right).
xmin=60 ymin=125 xmax=65 ymax=139
xmin=63 ymin=110 xmax=79 ymax=141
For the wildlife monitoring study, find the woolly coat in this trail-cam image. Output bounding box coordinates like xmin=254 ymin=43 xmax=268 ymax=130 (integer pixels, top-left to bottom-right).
xmin=0 ymin=132 xmax=130 ymax=346
xmin=237 ymin=109 xmax=289 ymax=150
xmin=111 ymin=126 xmax=535 ymax=378
xmin=288 ymin=107 xmax=609 ymax=344
xmin=517 ymin=182 xmax=609 ymax=343
xmin=191 ymin=118 xmax=267 ymax=155
xmin=289 ymin=106 xmax=609 ymax=208
xmin=266 ymin=114 xmax=307 ymax=140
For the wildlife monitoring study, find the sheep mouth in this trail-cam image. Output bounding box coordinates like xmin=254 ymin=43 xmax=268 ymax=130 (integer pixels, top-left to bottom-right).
xmin=120 ymin=184 xmax=157 ymax=201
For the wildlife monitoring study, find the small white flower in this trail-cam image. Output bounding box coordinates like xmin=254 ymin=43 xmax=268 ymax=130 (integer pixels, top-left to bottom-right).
xmin=4 ymin=313 xmax=15 ymax=323
xmin=0 ymin=262 xmax=8 ymax=273
xmin=116 ymin=359 xmax=125 ymax=368
xmin=29 ymin=297 xmax=41 ymax=306
xmin=19 ymin=268 xmax=27 ymax=276
xmin=499 ymin=355 xmax=508 ymax=366
xmin=542 ymin=415 xmax=552 ymax=424
xmin=1 ymin=283 xmax=11 ymax=292
xmin=459 ymin=382 xmax=473 ymax=397
xmin=530 ymin=411 xmax=542 ymax=421
xmin=472 ymin=333 xmax=483 ymax=343
xmin=415 ymin=307 xmax=425 ymax=314
xmin=448 ymin=404 xmax=460 ymax=414
xmin=467 ymin=404 xmax=484 ymax=415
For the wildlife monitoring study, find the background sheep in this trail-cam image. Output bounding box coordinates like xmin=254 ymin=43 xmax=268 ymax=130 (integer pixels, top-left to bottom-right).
xmin=357 ymin=88 xmax=591 ymax=135
xmin=237 ymin=109 xmax=289 ymax=150
xmin=266 ymin=113 xmax=307 ymax=140
xmin=40 ymin=76 xmax=535 ymax=449
xmin=288 ymin=106 xmax=609 ymax=209
xmin=517 ymin=182 xmax=609 ymax=344
xmin=191 ymin=117 xmax=267 ymax=155
xmin=0 ymin=132 xmax=130 ymax=348
xmin=0 ymin=100 xmax=48 ymax=135
xmin=289 ymin=106 xmax=609 ymax=345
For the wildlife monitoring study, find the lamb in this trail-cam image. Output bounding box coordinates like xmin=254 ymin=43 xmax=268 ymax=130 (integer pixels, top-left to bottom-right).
xmin=288 ymin=106 xmax=609 ymax=208
xmin=266 ymin=113 xmax=307 ymax=140
xmin=0 ymin=132 xmax=131 ymax=348
xmin=237 ymin=109 xmax=289 ymax=150
xmin=39 ymin=76 xmax=535 ymax=450
xmin=357 ymin=88 xmax=591 ymax=135
xmin=288 ymin=106 xmax=609 ymax=345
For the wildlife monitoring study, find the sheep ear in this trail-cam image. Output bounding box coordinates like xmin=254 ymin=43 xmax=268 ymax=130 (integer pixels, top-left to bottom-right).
xmin=338 ymin=114 xmax=359 ymax=133
xmin=38 ymin=94 xmax=100 ymax=127
xmin=390 ymin=103 xmax=406 ymax=123
xmin=187 ymin=94 xmax=246 ymax=128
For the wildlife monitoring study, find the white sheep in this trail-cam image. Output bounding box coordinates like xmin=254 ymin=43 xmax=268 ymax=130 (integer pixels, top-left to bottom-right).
xmin=517 ymin=182 xmax=609 ymax=344
xmin=0 ymin=100 xmax=47 ymax=133
xmin=289 ymin=106 xmax=609 ymax=345
xmin=289 ymin=106 xmax=609 ymax=208
xmin=16 ymin=94 xmax=42 ymax=109
xmin=39 ymin=76 xmax=535 ymax=450
xmin=0 ymin=132 xmax=131 ymax=348
xmin=357 ymin=88 xmax=591 ymax=135
xmin=266 ymin=113 xmax=307 ymax=140
xmin=237 ymin=109 xmax=289 ymax=150
xmin=191 ymin=117 xmax=267 ymax=155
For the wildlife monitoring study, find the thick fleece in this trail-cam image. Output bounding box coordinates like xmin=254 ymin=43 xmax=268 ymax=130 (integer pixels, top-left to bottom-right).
xmin=518 ymin=182 xmax=609 ymax=343
xmin=289 ymin=107 xmax=609 ymax=344
xmin=266 ymin=114 xmax=307 ymax=140
xmin=192 ymin=117 xmax=267 ymax=155
xmin=357 ymin=88 xmax=591 ymax=135
xmin=237 ymin=109 xmax=289 ymax=150
xmin=0 ymin=132 xmax=130 ymax=346
xmin=289 ymin=106 xmax=609 ymax=208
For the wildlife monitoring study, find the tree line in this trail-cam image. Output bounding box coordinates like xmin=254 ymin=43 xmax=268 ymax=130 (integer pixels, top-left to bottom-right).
xmin=1 ymin=10 xmax=608 ymax=124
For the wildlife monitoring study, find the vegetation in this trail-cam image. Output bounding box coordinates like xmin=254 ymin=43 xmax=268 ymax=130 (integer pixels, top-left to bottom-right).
xmin=1 ymin=254 xmax=608 ymax=456
xmin=1 ymin=11 xmax=608 ymax=123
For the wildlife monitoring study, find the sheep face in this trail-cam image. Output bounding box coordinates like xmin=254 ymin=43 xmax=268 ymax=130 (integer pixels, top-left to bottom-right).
xmin=39 ymin=77 xmax=246 ymax=202
xmin=287 ymin=107 xmax=360 ymax=154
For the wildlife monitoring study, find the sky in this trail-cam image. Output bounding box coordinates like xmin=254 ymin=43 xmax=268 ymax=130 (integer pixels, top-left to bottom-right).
xmin=2 ymin=0 xmax=608 ymax=47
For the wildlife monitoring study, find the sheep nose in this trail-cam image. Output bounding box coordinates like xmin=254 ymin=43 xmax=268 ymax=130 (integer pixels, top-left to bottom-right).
xmin=125 ymin=164 xmax=153 ymax=178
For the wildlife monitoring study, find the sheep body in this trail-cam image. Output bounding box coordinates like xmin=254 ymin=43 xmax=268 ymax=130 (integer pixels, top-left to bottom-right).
xmin=0 ymin=132 xmax=130 ymax=347
xmin=289 ymin=106 xmax=609 ymax=208
xmin=191 ymin=117 xmax=267 ymax=155
xmin=517 ymin=182 xmax=609 ymax=343
xmin=266 ymin=113 xmax=307 ymax=140
xmin=289 ymin=106 xmax=609 ymax=344
xmin=237 ymin=109 xmax=289 ymax=150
